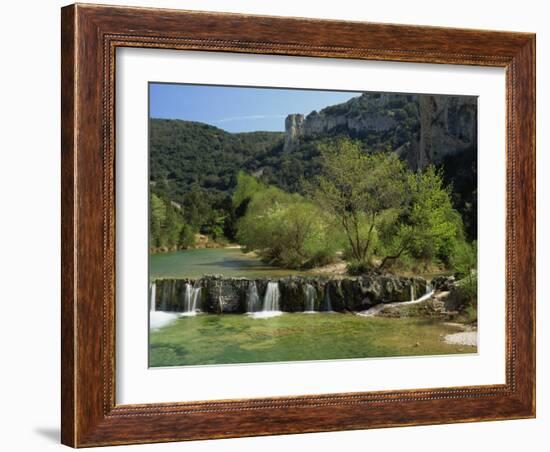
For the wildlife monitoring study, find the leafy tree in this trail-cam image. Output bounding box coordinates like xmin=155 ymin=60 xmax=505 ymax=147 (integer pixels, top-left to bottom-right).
xmin=150 ymin=193 xmax=166 ymax=247
xmin=232 ymin=171 xmax=265 ymax=216
xmin=178 ymin=223 xmax=196 ymax=249
xmin=378 ymin=166 xmax=463 ymax=269
xmin=149 ymin=192 xmax=196 ymax=250
xmin=450 ymin=240 xmax=478 ymax=321
xmin=182 ymin=188 xmax=214 ymax=231
xmin=309 ymin=138 xmax=408 ymax=265
xmin=163 ymin=201 xmax=183 ymax=246
xmin=451 ymin=240 xmax=477 ymax=279
xmin=235 ymin=180 xmax=337 ymax=268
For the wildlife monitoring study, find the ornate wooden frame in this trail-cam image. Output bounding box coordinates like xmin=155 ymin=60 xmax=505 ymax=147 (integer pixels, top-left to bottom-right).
xmin=61 ymin=3 xmax=536 ymax=447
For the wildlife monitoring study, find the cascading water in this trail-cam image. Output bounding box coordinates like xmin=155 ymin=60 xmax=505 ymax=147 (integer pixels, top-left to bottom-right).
xmin=357 ymin=282 xmax=435 ymax=317
xmin=182 ymin=282 xmax=201 ymax=316
xmin=263 ymin=281 xmax=280 ymax=311
xmin=323 ymin=286 xmax=333 ymax=312
xmin=161 ymin=279 xmax=175 ymax=311
xmin=425 ymin=282 xmax=433 ymax=294
xmin=249 ymin=281 xmax=282 ymax=318
xmin=304 ymin=284 xmax=317 ymax=313
xmin=191 ymin=283 xmax=201 ymax=312
xmin=247 ymin=281 xmax=260 ymax=312
xmin=150 ymin=282 xmax=156 ymax=313
xmin=149 ymin=280 xmax=178 ymax=330
xmin=184 ymin=283 xmax=192 ymax=311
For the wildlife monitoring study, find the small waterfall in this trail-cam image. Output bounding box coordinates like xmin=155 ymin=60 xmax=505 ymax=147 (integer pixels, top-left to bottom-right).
xmin=182 ymin=282 xmax=201 ymax=315
xmin=149 ymin=281 xmax=178 ymax=330
xmin=263 ymin=281 xmax=281 ymax=312
xmin=357 ymin=283 xmax=435 ymax=318
xmin=161 ymin=280 xmax=174 ymax=311
xmin=150 ymin=282 xmax=156 ymax=313
xmin=184 ymin=283 xmax=192 ymax=311
xmin=426 ymin=282 xmax=433 ymax=295
xmin=304 ymin=284 xmax=317 ymax=312
xmin=323 ymin=286 xmax=333 ymax=312
xmin=247 ymin=281 xmax=260 ymax=312
xmin=191 ymin=282 xmax=201 ymax=312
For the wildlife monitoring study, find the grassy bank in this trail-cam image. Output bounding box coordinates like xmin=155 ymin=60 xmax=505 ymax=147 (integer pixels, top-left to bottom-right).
xmin=149 ymin=313 xmax=475 ymax=367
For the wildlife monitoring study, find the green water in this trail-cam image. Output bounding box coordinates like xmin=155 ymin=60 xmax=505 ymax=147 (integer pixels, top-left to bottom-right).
xmin=150 ymin=247 xmax=310 ymax=279
xmin=149 ymin=313 xmax=475 ymax=367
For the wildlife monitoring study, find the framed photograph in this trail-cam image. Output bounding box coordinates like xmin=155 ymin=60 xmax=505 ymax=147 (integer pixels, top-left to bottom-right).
xmin=61 ymin=3 xmax=536 ymax=447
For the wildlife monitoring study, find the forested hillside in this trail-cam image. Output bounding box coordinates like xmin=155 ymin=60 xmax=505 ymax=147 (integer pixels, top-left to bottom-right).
xmin=150 ymin=119 xmax=283 ymax=200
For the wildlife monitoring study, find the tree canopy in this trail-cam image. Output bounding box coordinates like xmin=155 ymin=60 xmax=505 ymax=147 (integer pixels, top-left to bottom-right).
xmin=234 ymin=174 xmax=338 ymax=268
xmin=309 ymin=139 xmax=408 ymax=265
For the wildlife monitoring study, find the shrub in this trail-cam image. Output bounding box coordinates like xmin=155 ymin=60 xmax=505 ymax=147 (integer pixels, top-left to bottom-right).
xmin=178 ymin=223 xmax=196 ymax=249
xmin=347 ymin=260 xmax=372 ymax=275
xmin=235 ymin=179 xmax=338 ymax=269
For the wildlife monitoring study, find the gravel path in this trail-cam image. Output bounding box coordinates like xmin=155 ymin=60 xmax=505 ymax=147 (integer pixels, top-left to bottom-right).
xmin=444 ymin=331 xmax=477 ymax=347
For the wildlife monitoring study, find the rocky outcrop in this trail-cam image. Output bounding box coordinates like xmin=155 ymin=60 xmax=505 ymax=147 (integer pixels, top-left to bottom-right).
xmin=284 ymin=114 xmax=305 ymax=152
xmin=412 ymin=95 xmax=477 ymax=170
xmin=431 ymin=275 xmax=456 ymax=292
xmin=283 ymin=92 xmax=477 ymax=171
xmin=152 ymin=275 xmax=428 ymax=314
xmin=376 ymin=298 xmax=448 ymax=320
xmin=429 ymin=276 xmax=474 ymax=314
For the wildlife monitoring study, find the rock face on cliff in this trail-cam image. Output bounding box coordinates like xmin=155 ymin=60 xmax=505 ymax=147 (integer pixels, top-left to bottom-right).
xmin=153 ymin=275 xmax=428 ymax=314
xmin=283 ymin=92 xmax=477 ymax=171
xmin=284 ymin=114 xmax=305 ymax=153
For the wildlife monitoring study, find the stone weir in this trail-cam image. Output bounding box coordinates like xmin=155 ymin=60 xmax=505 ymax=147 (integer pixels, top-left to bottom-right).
xmin=152 ymin=275 xmax=428 ymax=314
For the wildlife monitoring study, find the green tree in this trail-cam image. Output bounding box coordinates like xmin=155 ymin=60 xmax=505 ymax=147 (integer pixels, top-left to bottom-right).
xmin=178 ymin=223 xmax=196 ymax=249
xmin=451 ymin=240 xmax=477 ymax=279
xmin=182 ymin=188 xmax=214 ymax=231
xmin=163 ymin=201 xmax=183 ymax=246
xmin=235 ymin=179 xmax=337 ymax=268
xmin=309 ymin=138 xmax=408 ymax=265
xmin=449 ymin=240 xmax=478 ymax=321
xmin=378 ymin=166 xmax=463 ymax=269
xmin=150 ymin=193 xmax=166 ymax=247
xmin=150 ymin=192 xmax=196 ymax=250
xmin=232 ymin=171 xmax=265 ymax=217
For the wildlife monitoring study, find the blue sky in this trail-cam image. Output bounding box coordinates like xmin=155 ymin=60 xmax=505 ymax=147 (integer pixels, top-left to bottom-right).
xmin=149 ymin=83 xmax=362 ymax=133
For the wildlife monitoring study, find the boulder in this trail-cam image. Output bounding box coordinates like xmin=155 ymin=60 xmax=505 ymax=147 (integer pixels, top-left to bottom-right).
xmin=377 ymin=298 xmax=447 ymax=319
xmin=432 ymin=275 xmax=456 ymax=292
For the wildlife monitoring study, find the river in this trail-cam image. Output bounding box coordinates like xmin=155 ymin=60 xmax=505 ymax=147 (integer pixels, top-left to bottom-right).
xmin=150 ymin=247 xmax=311 ymax=279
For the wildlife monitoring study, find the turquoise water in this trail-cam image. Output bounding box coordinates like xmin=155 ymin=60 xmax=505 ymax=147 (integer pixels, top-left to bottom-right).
xmin=149 ymin=313 xmax=475 ymax=366
xmin=150 ymin=247 xmax=311 ymax=279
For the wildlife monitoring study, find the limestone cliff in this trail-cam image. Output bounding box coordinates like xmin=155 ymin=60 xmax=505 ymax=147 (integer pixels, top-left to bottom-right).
xmin=284 ymin=92 xmax=477 ymax=171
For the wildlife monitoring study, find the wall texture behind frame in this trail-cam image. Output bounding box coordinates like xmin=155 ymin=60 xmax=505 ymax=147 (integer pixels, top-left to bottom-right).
xmin=0 ymin=0 xmax=546 ymax=451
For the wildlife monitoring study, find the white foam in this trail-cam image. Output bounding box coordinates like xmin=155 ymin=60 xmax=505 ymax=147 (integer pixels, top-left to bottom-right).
xmin=247 ymin=311 xmax=284 ymax=319
xmin=149 ymin=311 xmax=179 ymax=330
